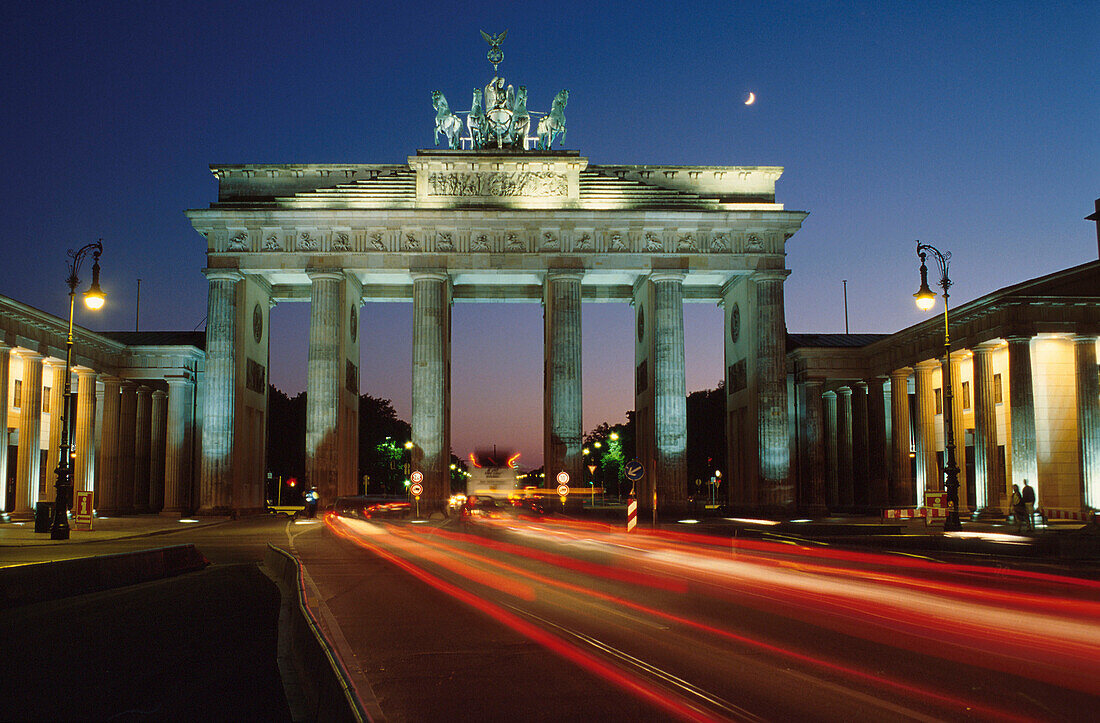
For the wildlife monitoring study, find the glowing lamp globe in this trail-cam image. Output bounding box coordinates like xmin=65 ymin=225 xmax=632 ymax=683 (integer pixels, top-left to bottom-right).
xmin=913 ymin=285 xmax=936 ymax=311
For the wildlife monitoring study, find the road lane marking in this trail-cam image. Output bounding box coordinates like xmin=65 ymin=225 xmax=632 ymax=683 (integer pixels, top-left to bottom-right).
xmin=503 ymin=602 xmax=765 ymax=722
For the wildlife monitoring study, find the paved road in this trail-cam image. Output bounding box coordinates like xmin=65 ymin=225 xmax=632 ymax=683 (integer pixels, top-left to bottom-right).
xmin=4 ymin=514 xmax=1100 ymax=720
xmin=313 ymin=512 xmax=1100 ymax=721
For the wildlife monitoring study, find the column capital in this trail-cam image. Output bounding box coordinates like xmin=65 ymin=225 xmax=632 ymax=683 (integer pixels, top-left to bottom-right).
xmin=545 ymin=269 xmax=585 ymax=282
xmin=15 ymin=349 xmax=44 ymax=361
xmin=1073 ymin=333 xmax=1099 ymax=344
xmin=801 ymin=378 xmax=825 ymax=389
xmin=837 ymin=385 xmax=853 ymax=397
xmin=648 ymin=270 xmax=686 ymax=284
xmin=306 ymin=269 xmax=346 ymax=283
xmin=1005 ymin=332 xmax=1035 ymax=344
xmin=152 ymin=389 xmax=168 ymax=400
xmin=165 ymin=373 xmax=195 ymax=387
xmin=913 ymin=359 xmax=940 ymax=371
xmin=890 ymin=367 xmax=913 ymax=379
xmin=750 ymin=269 xmax=790 ymax=283
xmin=410 ymin=270 xmax=449 ymax=283
xmin=135 ymin=385 xmax=152 ymax=396
xmin=202 ymin=268 xmax=243 ymax=282
xmin=973 ymin=341 xmax=1000 ymax=355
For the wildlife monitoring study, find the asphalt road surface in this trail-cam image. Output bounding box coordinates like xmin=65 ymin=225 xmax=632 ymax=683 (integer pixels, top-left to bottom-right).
xmin=5 ymin=515 xmax=1099 ymax=721
xmin=310 ymin=511 xmax=1100 ymax=721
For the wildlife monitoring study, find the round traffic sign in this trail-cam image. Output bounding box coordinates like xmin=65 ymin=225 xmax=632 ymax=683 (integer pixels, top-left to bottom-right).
xmin=557 ymin=483 xmax=570 ymax=496
xmin=624 ymin=459 xmax=645 ymax=482
xmin=556 ymin=471 xmax=570 ymax=485
xmin=410 ymin=482 xmax=423 ymax=497
xmin=410 ymin=470 xmax=424 ymax=484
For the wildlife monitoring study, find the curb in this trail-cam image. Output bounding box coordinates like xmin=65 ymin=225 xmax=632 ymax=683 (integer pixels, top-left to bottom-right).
xmin=263 ymin=544 xmax=376 ymax=722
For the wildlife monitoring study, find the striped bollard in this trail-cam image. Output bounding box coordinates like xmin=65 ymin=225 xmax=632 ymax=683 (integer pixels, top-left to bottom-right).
xmin=627 ymin=497 xmax=637 ymax=532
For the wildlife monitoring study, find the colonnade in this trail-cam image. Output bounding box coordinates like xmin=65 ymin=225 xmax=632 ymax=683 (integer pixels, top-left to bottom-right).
xmin=0 ymin=342 xmax=196 ymax=516
xmin=199 ymin=266 xmax=794 ymax=514
xmin=797 ymin=332 xmax=1100 ymax=513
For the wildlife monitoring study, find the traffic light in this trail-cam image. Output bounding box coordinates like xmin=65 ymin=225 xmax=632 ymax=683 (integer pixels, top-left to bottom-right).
xmin=287 ymin=477 xmax=297 ymax=488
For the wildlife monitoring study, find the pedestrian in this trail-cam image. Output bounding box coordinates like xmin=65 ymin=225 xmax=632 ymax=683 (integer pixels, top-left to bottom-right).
xmin=1021 ymin=479 xmax=1036 ymax=532
xmin=1010 ymin=484 xmax=1025 ymax=533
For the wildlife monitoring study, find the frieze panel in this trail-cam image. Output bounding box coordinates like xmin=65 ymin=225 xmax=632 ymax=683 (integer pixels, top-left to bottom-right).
xmin=426 ymin=171 xmax=568 ymax=198
xmin=227 ymin=230 xmax=250 ymax=252
xmin=331 ymin=230 xmax=351 ymax=252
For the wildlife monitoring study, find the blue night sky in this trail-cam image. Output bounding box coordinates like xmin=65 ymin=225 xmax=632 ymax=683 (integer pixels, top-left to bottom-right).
xmin=2 ymin=1 xmax=1096 ymax=466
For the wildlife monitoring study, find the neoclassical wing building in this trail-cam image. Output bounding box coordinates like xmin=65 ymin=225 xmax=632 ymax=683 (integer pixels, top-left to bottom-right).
xmin=185 ymin=151 xmax=808 ymax=515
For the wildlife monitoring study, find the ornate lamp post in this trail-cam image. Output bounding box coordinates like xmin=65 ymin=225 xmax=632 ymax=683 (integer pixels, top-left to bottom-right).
xmin=913 ymin=241 xmax=962 ymax=531
xmin=51 ymin=241 xmax=105 ymax=540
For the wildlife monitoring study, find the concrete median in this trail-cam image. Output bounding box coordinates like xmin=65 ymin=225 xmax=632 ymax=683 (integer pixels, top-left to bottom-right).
xmin=264 ymin=543 xmax=369 ymax=722
xmin=0 ymin=543 xmax=208 ymax=609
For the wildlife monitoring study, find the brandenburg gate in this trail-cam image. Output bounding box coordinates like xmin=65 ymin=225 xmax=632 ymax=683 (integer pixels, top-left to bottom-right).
xmin=185 ymin=35 xmax=807 ymax=515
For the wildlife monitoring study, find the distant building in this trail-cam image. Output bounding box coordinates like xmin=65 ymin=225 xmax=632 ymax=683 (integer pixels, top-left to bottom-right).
xmin=0 ymin=294 xmax=203 ymax=516
xmin=788 ymin=260 xmax=1100 ymax=517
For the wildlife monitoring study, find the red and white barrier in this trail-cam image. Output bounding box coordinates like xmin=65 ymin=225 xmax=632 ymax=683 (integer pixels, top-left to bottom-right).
xmin=1043 ymin=508 xmax=1096 ymax=522
xmin=882 ymin=508 xmax=923 ymax=520
xmin=627 ymin=497 xmax=637 ymax=532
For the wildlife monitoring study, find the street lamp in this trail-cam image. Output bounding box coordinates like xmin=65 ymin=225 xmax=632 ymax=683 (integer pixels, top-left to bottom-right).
xmin=51 ymin=241 xmax=105 ymax=540
xmin=914 ymin=241 xmax=961 ymax=531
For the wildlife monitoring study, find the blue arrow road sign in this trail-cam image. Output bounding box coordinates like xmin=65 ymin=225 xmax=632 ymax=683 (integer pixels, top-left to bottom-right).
xmin=624 ymin=459 xmax=645 ymax=482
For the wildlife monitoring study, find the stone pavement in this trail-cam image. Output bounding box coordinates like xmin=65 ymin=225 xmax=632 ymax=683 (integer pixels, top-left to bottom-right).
xmin=0 ymin=514 xmax=231 ymax=549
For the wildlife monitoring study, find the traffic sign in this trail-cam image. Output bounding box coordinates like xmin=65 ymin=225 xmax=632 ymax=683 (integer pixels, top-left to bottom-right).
xmin=557 ymin=483 xmax=570 ymax=496
xmin=410 ymin=470 xmax=424 ymax=484
xmin=624 ymin=459 xmax=645 ymax=482
xmin=587 ymin=464 xmax=597 ymax=475
xmin=556 ymin=471 xmax=570 ymax=484
xmin=410 ymin=482 xmax=423 ymax=497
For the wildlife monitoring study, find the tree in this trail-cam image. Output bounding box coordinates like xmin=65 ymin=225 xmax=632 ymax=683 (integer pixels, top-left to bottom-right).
xmin=358 ymin=394 xmax=411 ymax=495
xmin=686 ymin=382 xmax=727 ymax=501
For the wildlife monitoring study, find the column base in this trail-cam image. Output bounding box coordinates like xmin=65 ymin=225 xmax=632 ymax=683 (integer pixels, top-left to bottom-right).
xmin=972 ymin=506 xmax=1008 ymax=521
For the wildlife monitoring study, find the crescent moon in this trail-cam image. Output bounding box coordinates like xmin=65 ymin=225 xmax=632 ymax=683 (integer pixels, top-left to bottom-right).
xmin=744 ymin=92 xmax=756 ymax=105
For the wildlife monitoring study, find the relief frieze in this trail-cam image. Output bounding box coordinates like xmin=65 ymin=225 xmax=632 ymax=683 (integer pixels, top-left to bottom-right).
xmin=427 ymin=171 xmax=567 ymax=198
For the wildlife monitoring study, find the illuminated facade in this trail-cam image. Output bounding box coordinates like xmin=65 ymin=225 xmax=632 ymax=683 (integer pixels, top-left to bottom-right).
xmin=789 ymin=260 xmax=1100 ymax=516
xmin=186 ymin=151 xmax=808 ymax=513
xmin=0 ymin=294 xmax=203 ymax=515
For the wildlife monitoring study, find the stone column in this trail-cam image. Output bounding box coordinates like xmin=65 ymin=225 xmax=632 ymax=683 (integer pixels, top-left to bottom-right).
xmin=73 ymin=369 xmax=97 ymax=495
xmin=972 ymin=344 xmax=1003 ymax=511
xmin=117 ymin=381 xmax=137 ymax=513
xmin=943 ymin=354 xmax=968 ymax=511
xmin=0 ymin=345 xmax=9 ymax=511
xmin=851 ymin=383 xmax=870 ymax=509
xmin=306 ymin=271 xmax=345 ymax=504
xmin=1007 ymin=335 xmax=1038 ymax=498
xmin=866 ymin=378 xmax=889 ymax=508
xmin=133 ymin=386 xmax=152 ymax=513
xmin=912 ymin=361 xmax=939 ymax=504
xmin=823 ymin=390 xmax=838 ymax=509
xmin=836 ymin=386 xmax=853 ymax=509
xmin=889 ymin=368 xmax=913 ymax=506
xmin=411 ymin=272 xmax=451 ymax=508
xmin=96 ymin=376 xmax=121 ymax=512
xmin=754 ymin=271 xmax=791 ymax=507
xmin=14 ymin=352 xmax=44 ymax=514
xmin=43 ymin=362 xmax=66 ymax=503
xmin=149 ymin=390 xmax=167 ymax=513
xmin=1075 ymin=335 xmax=1100 ymax=510
xmin=163 ymin=375 xmax=195 ymax=517
xmin=651 ymin=271 xmax=688 ymax=510
xmin=798 ymin=379 xmax=827 ymax=514
xmin=199 ymin=269 xmax=241 ymax=514
xmin=543 ymin=271 xmax=583 ymax=486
